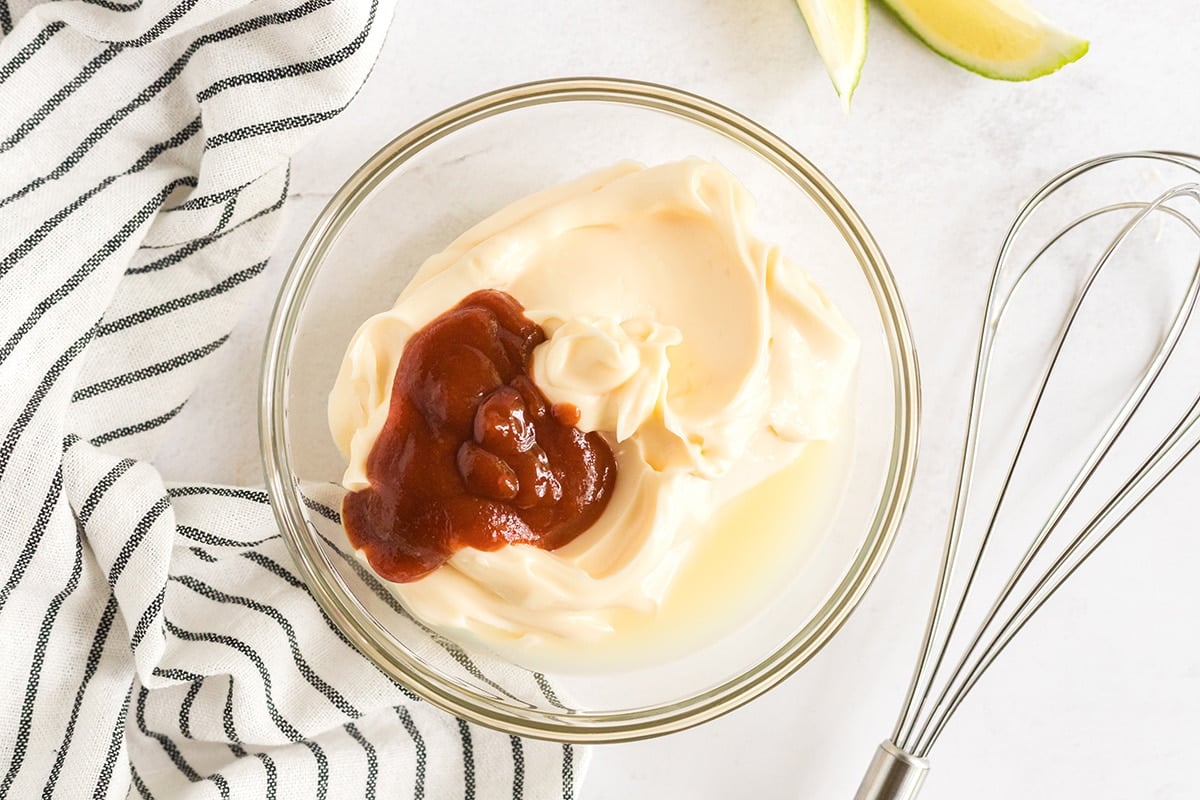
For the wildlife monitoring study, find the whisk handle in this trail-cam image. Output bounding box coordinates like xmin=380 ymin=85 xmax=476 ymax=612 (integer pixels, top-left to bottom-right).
xmin=852 ymin=741 xmax=929 ymax=800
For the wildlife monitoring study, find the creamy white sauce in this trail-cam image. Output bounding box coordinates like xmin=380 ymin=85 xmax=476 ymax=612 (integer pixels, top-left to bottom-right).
xmin=328 ymin=159 xmax=859 ymax=649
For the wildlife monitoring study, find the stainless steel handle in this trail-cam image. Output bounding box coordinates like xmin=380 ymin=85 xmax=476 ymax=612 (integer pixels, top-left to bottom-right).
xmin=852 ymin=741 xmax=929 ymax=800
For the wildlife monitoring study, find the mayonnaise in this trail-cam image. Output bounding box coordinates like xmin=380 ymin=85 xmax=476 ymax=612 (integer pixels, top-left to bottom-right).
xmin=328 ymin=159 xmax=859 ymax=645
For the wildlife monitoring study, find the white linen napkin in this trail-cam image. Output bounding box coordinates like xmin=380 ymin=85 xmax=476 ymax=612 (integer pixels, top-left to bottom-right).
xmin=0 ymin=0 xmax=588 ymax=796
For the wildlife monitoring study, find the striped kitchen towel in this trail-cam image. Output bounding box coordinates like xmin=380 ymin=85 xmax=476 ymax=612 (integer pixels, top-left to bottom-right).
xmin=0 ymin=0 xmax=587 ymax=797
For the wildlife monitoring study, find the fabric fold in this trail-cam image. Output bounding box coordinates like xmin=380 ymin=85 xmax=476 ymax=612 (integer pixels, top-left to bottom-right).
xmin=0 ymin=0 xmax=588 ymax=795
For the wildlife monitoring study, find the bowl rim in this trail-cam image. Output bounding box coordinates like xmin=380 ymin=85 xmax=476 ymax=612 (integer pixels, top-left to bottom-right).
xmin=260 ymin=76 xmax=921 ymax=743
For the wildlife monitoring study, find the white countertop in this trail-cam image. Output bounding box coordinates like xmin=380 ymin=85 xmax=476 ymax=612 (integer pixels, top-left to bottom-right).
xmin=159 ymin=2 xmax=1200 ymax=797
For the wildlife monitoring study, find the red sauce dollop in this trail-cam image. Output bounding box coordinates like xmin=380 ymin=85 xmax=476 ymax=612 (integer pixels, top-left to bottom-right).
xmin=343 ymin=289 xmax=617 ymax=582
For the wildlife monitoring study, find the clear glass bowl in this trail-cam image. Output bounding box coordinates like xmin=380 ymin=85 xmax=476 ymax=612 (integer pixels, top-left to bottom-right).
xmin=260 ymin=78 xmax=920 ymax=742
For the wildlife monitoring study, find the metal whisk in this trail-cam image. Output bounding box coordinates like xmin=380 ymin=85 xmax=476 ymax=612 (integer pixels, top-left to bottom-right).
xmin=854 ymin=151 xmax=1200 ymax=800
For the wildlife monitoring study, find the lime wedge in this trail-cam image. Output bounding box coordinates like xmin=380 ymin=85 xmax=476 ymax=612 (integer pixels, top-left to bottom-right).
xmin=795 ymin=0 xmax=868 ymax=109
xmin=881 ymin=0 xmax=1088 ymax=80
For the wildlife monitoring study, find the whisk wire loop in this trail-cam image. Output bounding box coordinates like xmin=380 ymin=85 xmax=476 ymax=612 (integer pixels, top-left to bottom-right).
xmin=863 ymin=151 xmax=1200 ymax=799
xmin=907 ymin=185 xmax=1200 ymax=755
xmin=921 ymin=393 xmax=1200 ymax=755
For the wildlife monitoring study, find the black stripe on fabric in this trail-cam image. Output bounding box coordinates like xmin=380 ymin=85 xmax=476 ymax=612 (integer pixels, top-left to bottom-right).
xmin=305 ymin=494 xmax=341 ymax=522
xmin=562 ymin=744 xmax=575 ymax=800
xmin=215 ymin=197 xmax=236 ymax=233
xmin=72 ymin=334 xmax=229 ymax=401
xmin=95 ymin=683 xmax=134 ymax=797
xmin=164 ymin=619 xmax=303 ymax=741
xmin=0 ymin=533 xmax=84 ymax=797
xmin=303 ymin=739 xmax=330 ymax=800
xmin=79 ymin=0 xmax=144 ymax=12
xmin=0 ymin=45 xmax=119 ymax=151
xmin=77 ymin=457 xmax=137 ymax=524
xmin=221 ymin=676 xmax=279 ymax=800
xmin=240 ymin=551 xmax=305 ymax=587
xmin=179 ymin=523 xmax=278 ymax=549
xmin=457 ymin=717 xmax=476 ymax=800
xmin=217 ymin=683 xmax=264 ymax=800
xmin=189 ymin=545 xmax=218 ymax=563
xmin=0 ymin=0 xmax=11 ymax=35
xmin=206 ymin=84 xmax=364 ymax=149
xmin=40 ymin=594 xmax=120 ymax=798
xmin=126 ymin=189 xmax=281 ymax=270
xmin=95 ymin=260 xmax=267 ymax=337
xmin=151 ymin=667 xmax=204 ymax=682
xmin=109 ymin=496 xmax=171 ymax=588
xmin=146 ymin=164 xmax=286 ymax=233
xmin=0 ymin=117 xmax=199 ymax=252
xmin=128 ymin=762 xmax=151 ymax=800
xmin=196 ymin=0 xmax=376 ymax=102
xmin=0 ymin=327 xmax=95 ymax=483
xmin=135 ymin=685 xmax=231 ymax=799
xmin=0 ymin=172 xmax=197 ymax=366
xmin=171 ymin=573 xmax=361 ymax=718
xmin=148 ymin=668 xmax=204 ymax=739
xmin=154 ymin=666 xmax=204 ymax=681
xmin=257 ymin=748 xmax=280 ymax=799
xmin=130 ymin=585 xmax=166 ymax=649
xmin=533 ymin=673 xmax=567 ymax=711
xmin=181 ymin=676 xmax=204 ymax=739
xmin=510 ymin=735 xmax=525 ymax=800
xmin=396 ymin=707 xmax=426 ymax=800
xmin=114 ymin=0 xmax=203 ymax=48
xmin=164 ymin=181 xmax=245 ymax=213
xmin=345 ymin=722 xmax=377 ymax=800
xmin=204 ymin=19 xmax=387 ymax=153
xmin=222 ymin=677 xmax=245 ymax=754
xmin=0 ymin=466 xmax=63 ymax=613
xmin=3 ymin=0 xmax=334 ymax=209
xmin=169 ymin=485 xmax=269 ymax=503
xmin=238 ymin=550 xmax=419 ymax=702
xmin=0 ymin=22 xmax=66 ymax=85
xmin=90 ymin=402 xmax=186 ymax=446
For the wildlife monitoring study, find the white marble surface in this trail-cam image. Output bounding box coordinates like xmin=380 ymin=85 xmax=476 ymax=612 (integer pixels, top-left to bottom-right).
xmin=159 ymin=2 xmax=1200 ymax=797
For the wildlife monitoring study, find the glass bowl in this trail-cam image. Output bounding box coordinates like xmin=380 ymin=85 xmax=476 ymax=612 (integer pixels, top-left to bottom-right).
xmin=260 ymin=77 xmax=920 ymax=742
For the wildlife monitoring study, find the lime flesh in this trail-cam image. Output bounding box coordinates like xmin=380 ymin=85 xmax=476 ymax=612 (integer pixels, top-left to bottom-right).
xmin=881 ymin=0 xmax=1088 ymax=80
xmin=796 ymin=0 xmax=869 ymax=109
